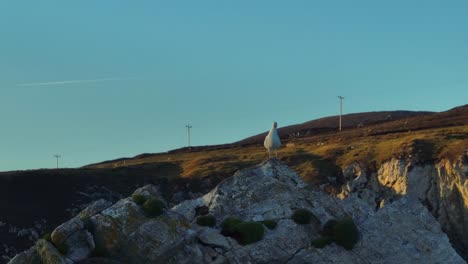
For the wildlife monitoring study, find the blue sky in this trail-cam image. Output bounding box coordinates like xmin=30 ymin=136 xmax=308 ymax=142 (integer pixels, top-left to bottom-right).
xmin=0 ymin=1 xmax=467 ymax=171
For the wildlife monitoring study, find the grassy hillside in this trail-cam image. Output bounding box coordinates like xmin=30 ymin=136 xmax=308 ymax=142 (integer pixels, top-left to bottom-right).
xmin=88 ymin=125 xmax=468 ymax=186
xmin=237 ymin=110 xmax=434 ymax=145
xmin=88 ymin=105 xmax=468 ymax=187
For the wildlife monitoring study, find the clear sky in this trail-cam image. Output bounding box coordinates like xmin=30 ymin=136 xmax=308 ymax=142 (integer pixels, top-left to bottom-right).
xmin=1 ymin=1 xmax=467 ymax=171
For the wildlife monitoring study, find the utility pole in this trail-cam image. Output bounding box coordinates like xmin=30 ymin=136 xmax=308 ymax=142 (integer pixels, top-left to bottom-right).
xmin=338 ymin=96 xmax=344 ymax=131
xmin=185 ymin=124 xmax=192 ymax=150
xmin=53 ymin=154 xmax=61 ymax=169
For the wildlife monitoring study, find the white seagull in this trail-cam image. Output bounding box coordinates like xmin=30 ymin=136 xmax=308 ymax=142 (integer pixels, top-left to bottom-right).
xmin=264 ymin=121 xmax=281 ymax=158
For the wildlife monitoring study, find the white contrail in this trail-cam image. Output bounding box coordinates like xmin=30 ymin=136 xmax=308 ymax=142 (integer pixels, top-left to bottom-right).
xmin=17 ymin=77 xmax=135 ymax=86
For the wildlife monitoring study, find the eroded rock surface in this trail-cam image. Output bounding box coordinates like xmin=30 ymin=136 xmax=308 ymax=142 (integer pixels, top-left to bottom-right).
xmin=340 ymin=156 xmax=468 ymax=258
xmin=10 ymin=159 xmax=465 ymax=264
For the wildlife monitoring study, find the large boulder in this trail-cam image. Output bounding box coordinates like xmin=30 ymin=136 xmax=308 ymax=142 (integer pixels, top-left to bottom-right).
xmin=63 ymin=230 xmax=94 ymax=262
xmin=89 ymin=190 xmax=198 ymax=263
xmin=7 ymin=247 xmax=40 ymax=264
xmin=77 ymin=199 xmax=112 ymax=220
xmin=51 ymin=218 xmax=84 ymax=247
xmin=90 ymin=198 xmax=147 ymax=255
xmin=197 ymin=228 xmax=230 ymax=250
xmin=290 ymin=195 xmax=465 ymax=264
xmin=173 ymin=159 xmax=314 ymax=223
xmin=35 ymin=240 xmax=70 ymax=264
xmin=49 ymin=199 xmax=112 ymax=263
xmin=131 ymin=185 xmax=160 ymax=200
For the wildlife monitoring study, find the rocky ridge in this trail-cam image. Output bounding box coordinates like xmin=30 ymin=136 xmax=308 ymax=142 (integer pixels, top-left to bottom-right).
xmin=339 ymin=152 xmax=468 ymax=258
xmin=9 ymin=159 xmax=465 ymax=264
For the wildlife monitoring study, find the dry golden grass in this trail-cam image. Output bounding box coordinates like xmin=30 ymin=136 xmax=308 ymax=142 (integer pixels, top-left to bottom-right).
xmin=90 ymin=125 xmax=468 ymax=186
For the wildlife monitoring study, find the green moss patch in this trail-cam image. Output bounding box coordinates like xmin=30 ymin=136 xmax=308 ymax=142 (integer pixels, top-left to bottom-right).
xmin=196 ymin=215 xmax=216 ymax=227
xmin=331 ymin=218 xmax=360 ymax=250
xmin=262 ymin=220 xmax=277 ymax=230
xmin=42 ymin=232 xmax=52 ymax=242
xmin=220 ymin=217 xmax=265 ymax=245
xmin=292 ymin=209 xmax=312 ymax=224
xmin=221 ymin=217 xmax=243 ymax=236
xmin=132 ymin=194 xmax=147 ymax=205
xmin=142 ymin=197 xmax=165 ymax=218
xmin=233 ymin=222 xmax=265 ymax=245
xmin=318 ymin=218 xmax=360 ymax=250
xmin=311 ymin=237 xmax=332 ymax=248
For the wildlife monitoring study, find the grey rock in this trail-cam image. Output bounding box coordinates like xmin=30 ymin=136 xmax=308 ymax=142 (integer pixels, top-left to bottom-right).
xmin=200 ymin=245 xmax=219 ymax=263
xmin=121 ymin=217 xmax=195 ymax=263
xmin=51 ymin=218 xmax=84 ymax=246
xmin=63 ymin=230 xmax=95 ymax=262
xmin=172 ymin=198 xmax=204 ymax=221
xmin=197 ymin=228 xmax=230 ymax=250
xmin=47 ymin=200 xmax=112 ymax=263
xmin=91 ymin=198 xmax=147 ymax=255
xmin=339 ymin=157 xmax=468 ymax=258
xmin=131 ymin=185 xmax=160 ymax=199
xmin=201 ymin=159 xmax=310 ymax=223
xmin=35 ymin=240 xmax=69 ymax=264
xmin=166 ymin=244 xmax=204 ymax=264
xmin=7 ymin=247 xmax=40 ymax=264
xmin=290 ymin=196 xmax=466 ymax=264
xmin=77 ymin=199 xmax=112 ymax=220
xmin=172 ymin=191 xmax=186 ymax=204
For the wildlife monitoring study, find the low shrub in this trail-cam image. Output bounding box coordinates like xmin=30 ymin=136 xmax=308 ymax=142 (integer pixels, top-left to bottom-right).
xmin=331 ymin=218 xmax=359 ymax=250
xmin=320 ymin=218 xmax=360 ymax=250
xmin=142 ymin=197 xmax=165 ymax=217
xmin=221 ymin=217 xmax=243 ymax=236
xmin=42 ymin=232 xmax=52 ymax=242
xmin=132 ymin=194 xmax=147 ymax=205
xmin=262 ymin=220 xmax=277 ymax=230
xmin=292 ymin=209 xmax=312 ymax=224
xmin=233 ymin=222 xmax=265 ymax=245
xmin=311 ymin=237 xmax=332 ymax=248
xmin=321 ymin=219 xmax=338 ymax=237
xmin=196 ymin=215 xmax=216 ymax=227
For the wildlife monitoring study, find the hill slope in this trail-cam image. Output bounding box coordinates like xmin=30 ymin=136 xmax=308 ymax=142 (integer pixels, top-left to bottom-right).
xmin=236 ymin=110 xmax=434 ymax=145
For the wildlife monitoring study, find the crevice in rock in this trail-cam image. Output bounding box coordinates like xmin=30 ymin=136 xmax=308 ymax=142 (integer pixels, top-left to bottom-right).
xmin=285 ymin=247 xmax=307 ymax=264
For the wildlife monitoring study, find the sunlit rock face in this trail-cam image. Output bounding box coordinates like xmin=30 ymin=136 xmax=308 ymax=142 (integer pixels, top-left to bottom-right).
xmin=9 ymin=159 xmax=465 ymax=264
xmin=340 ymin=155 xmax=468 ymax=259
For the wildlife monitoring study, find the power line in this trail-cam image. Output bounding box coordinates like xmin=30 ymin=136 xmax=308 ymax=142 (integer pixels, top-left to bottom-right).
xmin=53 ymin=154 xmax=61 ymax=169
xmin=185 ymin=124 xmax=192 ymax=149
xmin=338 ymin=96 xmax=344 ymax=131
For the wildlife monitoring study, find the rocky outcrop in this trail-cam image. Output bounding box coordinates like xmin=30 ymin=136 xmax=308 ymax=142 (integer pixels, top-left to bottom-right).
xmin=8 ymin=199 xmax=111 ymax=264
xmin=339 ymin=153 xmax=468 ymax=258
xmin=9 ymin=159 xmax=465 ymax=264
xmin=7 ymin=247 xmax=40 ymax=264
